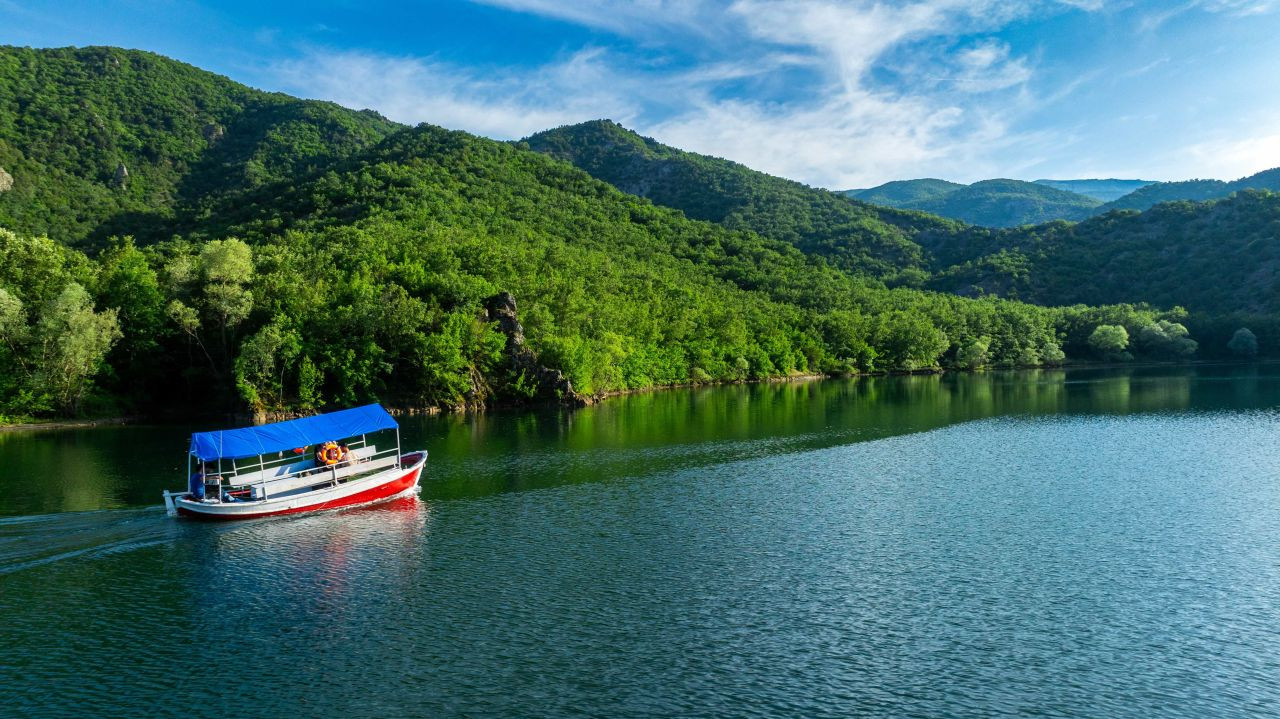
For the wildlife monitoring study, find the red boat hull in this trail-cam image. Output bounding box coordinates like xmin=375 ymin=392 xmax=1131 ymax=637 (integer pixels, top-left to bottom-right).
xmin=177 ymin=453 xmax=425 ymax=521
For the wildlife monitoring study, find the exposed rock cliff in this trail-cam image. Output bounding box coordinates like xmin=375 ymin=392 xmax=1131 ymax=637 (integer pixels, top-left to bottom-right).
xmin=484 ymin=292 xmax=587 ymax=406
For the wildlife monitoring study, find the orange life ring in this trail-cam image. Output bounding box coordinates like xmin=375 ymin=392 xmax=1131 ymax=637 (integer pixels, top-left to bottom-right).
xmin=320 ymin=442 xmax=342 ymax=465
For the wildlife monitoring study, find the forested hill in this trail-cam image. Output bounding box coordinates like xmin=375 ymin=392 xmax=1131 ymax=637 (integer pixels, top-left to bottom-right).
xmin=845 ymin=178 xmax=1102 ymax=227
xmin=1 ymin=46 xmax=1198 ymax=421
xmin=0 ymin=45 xmax=400 ymax=246
xmin=524 ymin=119 xmax=1280 ymax=322
xmin=924 ymin=190 xmax=1280 ymax=314
xmin=846 ymin=179 xmax=962 ymax=206
xmin=523 ymin=120 xmax=961 ymax=282
xmin=1095 ymin=167 xmax=1280 ymax=213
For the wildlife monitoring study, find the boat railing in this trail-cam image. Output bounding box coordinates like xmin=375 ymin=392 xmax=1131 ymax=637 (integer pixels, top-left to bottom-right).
xmin=202 ymin=445 xmax=405 ymax=501
xmin=233 ymin=437 xmax=373 ymax=474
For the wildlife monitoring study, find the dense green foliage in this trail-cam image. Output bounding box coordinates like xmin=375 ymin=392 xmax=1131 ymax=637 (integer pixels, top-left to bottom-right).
xmin=524 ymin=119 xmax=1280 ymax=322
xmin=1033 ymin=179 xmax=1154 ymax=203
xmin=845 ymin=179 xmax=962 ymax=206
xmin=1095 ymin=168 xmax=1280 ymax=213
xmin=524 ymin=120 xmax=961 ymax=282
xmin=924 ymin=191 xmax=1280 ymax=315
xmin=899 ymin=179 xmax=1102 ymax=227
xmin=0 ymin=45 xmax=398 ymax=247
xmin=0 ymin=47 xmax=1254 ymax=420
xmin=846 ymin=178 xmax=1102 ymax=227
xmin=1228 ymin=328 xmax=1258 ymax=357
xmin=0 ymin=230 xmax=121 ymax=418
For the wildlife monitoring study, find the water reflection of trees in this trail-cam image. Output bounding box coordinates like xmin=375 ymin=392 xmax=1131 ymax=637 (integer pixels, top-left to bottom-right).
xmin=407 ymin=368 xmax=1276 ymax=501
xmin=6 ymin=366 xmax=1280 ymax=513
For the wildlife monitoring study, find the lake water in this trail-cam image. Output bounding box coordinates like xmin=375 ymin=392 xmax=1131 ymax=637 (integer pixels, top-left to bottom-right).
xmin=3 ymin=366 xmax=1280 ymax=718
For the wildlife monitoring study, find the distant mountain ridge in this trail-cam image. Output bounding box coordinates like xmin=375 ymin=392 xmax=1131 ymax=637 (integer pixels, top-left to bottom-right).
xmin=1096 ymin=168 xmax=1280 ymax=213
xmin=1032 ymin=179 xmax=1154 ymax=203
xmin=848 ymin=178 xmax=962 ymax=206
xmin=845 ymin=170 xmax=1280 ymax=225
xmin=844 ymin=178 xmax=1102 ymax=227
xmin=524 ymin=119 xmax=962 ymax=281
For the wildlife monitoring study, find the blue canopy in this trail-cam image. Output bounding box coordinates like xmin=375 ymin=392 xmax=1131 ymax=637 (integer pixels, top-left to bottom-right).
xmin=189 ymin=404 xmax=398 ymax=461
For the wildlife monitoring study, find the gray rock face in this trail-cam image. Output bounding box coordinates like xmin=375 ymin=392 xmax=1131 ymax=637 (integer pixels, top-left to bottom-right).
xmin=113 ymin=163 xmax=129 ymax=188
xmin=203 ymin=123 xmax=224 ymax=142
xmin=484 ymin=292 xmax=585 ymax=406
xmin=0 ymin=167 xmax=12 ymax=192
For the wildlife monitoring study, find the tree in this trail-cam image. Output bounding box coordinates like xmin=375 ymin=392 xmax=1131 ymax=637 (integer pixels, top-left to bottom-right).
xmin=958 ymin=336 xmax=992 ymax=370
xmin=97 ymin=238 xmax=167 ymax=398
xmin=1135 ymin=320 xmax=1197 ymax=358
xmin=165 ymin=238 xmax=255 ymax=380
xmin=1039 ymin=337 xmax=1066 ymax=365
xmin=234 ymin=320 xmax=302 ymax=411
xmin=0 ymin=288 xmax=25 ymax=356
xmin=31 ymin=283 xmax=122 ymax=414
xmin=873 ymin=311 xmax=949 ymax=371
xmin=1088 ymin=324 xmax=1130 ymax=361
xmin=1228 ymin=327 xmax=1258 ymax=358
xmin=0 ymin=288 xmax=27 ymax=402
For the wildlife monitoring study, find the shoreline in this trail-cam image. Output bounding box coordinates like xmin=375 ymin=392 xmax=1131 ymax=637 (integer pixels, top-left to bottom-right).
xmin=0 ymin=416 xmax=140 ymax=432
xmin=2 ymin=359 xmax=1270 ymax=433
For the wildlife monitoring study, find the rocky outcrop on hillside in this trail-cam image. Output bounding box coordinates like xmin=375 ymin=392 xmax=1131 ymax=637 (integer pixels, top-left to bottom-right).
xmin=484 ymin=292 xmax=587 ymax=406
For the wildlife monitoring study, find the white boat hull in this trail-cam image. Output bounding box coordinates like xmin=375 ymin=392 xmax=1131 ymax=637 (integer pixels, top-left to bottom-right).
xmin=166 ymin=452 xmax=426 ymax=520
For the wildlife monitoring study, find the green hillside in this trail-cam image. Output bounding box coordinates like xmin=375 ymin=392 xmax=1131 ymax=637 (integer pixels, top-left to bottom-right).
xmin=2 ymin=47 xmax=1187 ymax=421
xmin=1096 ymin=168 xmax=1280 ymax=213
xmin=1033 ymin=179 xmax=1154 ymax=203
xmin=0 ymin=45 xmax=399 ymax=247
xmin=843 ymin=177 xmax=1102 ymax=227
xmin=925 ymin=190 xmax=1280 ymax=315
xmin=903 ymin=179 xmax=1102 ymax=227
xmin=523 ymin=120 xmax=962 ymax=282
xmin=523 ymin=118 xmax=1280 ymax=332
xmin=845 ymin=179 xmax=962 ymax=206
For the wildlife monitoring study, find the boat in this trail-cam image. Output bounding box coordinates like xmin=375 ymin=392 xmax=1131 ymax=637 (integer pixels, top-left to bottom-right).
xmin=163 ymin=404 xmax=427 ymax=520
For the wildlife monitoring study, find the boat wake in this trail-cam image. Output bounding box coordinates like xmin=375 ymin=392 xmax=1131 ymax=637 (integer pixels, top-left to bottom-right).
xmin=0 ymin=507 xmax=179 ymax=575
xmin=0 ymin=495 xmax=431 ymax=576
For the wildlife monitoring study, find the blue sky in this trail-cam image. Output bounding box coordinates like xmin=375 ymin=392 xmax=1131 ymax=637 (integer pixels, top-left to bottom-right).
xmin=3 ymin=0 xmax=1279 ymax=188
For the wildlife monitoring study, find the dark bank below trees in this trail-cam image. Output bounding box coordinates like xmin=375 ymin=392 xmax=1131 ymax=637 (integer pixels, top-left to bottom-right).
xmin=0 ymin=46 xmax=1262 ymax=423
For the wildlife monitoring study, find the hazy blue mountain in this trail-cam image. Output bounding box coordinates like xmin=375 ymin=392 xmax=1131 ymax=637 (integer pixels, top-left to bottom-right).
xmin=844 ymin=177 xmax=1101 ymax=227
xmin=1033 ymin=179 xmax=1154 ymax=202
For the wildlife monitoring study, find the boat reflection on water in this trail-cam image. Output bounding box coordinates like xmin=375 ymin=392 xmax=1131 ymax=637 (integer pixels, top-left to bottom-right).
xmin=181 ymin=496 xmax=432 ymax=637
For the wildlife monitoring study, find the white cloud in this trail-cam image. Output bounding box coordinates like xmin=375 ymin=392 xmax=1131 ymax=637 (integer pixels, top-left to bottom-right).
xmin=266 ymin=1 xmax=1121 ymax=187
xmin=1139 ymin=0 xmax=1277 ymax=32
xmin=1200 ymin=0 xmax=1279 ymax=14
xmin=1181 ymin=125 xmax=1280 ymax=180
xmin=469 ymin=0 xmax=725 ymax=37
xmin=271 ymin=48 xmax=642 ymax=139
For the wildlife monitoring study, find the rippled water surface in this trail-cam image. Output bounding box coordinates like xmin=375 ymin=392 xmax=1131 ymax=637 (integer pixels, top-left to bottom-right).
xmin=4 ymin=366 xmax=1280 ymax=717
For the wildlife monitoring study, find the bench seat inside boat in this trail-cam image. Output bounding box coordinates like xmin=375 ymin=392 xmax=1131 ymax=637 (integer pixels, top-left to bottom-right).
xmin=226 ymin=446 xmax=397 ymax=499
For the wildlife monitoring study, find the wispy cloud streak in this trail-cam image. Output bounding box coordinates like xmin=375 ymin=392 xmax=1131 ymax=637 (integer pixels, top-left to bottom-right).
xmin=269 ymin=0 xmax=1280 ymax=186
